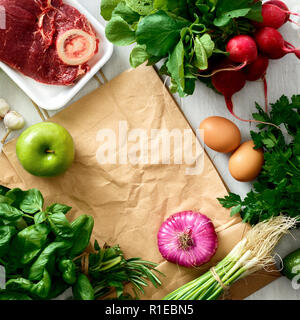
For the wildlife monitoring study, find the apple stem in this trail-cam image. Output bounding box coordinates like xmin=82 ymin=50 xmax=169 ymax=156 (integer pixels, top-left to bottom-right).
xmin=46 ymin=150 xmax=55 ymax=154
xmin=1 ymin=129 xmax=11 ymax=145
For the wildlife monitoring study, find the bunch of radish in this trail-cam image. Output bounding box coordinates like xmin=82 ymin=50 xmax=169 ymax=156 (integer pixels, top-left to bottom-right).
xmin=211 ymin=0 xmax=300 ymax=122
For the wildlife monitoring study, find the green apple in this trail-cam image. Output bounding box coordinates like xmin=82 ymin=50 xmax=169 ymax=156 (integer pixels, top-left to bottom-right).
xmin=16 ymin=122 xmax=75 ymax=177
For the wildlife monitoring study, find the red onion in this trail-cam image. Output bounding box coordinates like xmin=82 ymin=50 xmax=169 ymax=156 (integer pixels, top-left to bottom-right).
xmin=157 ymin=211 xmax=218 ymax=268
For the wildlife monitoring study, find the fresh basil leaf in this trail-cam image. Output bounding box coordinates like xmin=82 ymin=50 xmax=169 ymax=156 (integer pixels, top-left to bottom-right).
xmin=19 ymin=189 xmax=44 ymax=214
xmin=105 ymin=16 xmax=136 ymax=46
xmin=69 ymin=215 xmax=94 ymax=257
xmin=0 ymin=195 xmax=13 ymax=205
xmin=112 ymin=1 xmax=141 ymax=24
xmin=47 ymin=212 xmax=73 ymax=239
xmin=0 ymin=226 xmax=17 ymax=257
xmin=29 ymin=242 xmax=72 ymax=281
xmin=31 ymin=269 xmax=51 ymax=299
xmin=125 ymin=0 xmax=154 ymax=15
xmin=0 ymin=186 xmax=9 ymax=196
xmin=0 ymin=291 xmax=32 ymax=300
xmin=34 ymin=211 xmax=47 ymax=224
xmin=166 ymin=40 xmax=185 ymax=97
xmin=0 ymin=204 xmax=23 ymax=224
xmin=101 ymin=0 xmax=121 ymax=21
xmin=46 ymin=203 xmax=72 ymax=215
xmin=6 ymin=269 xmax=51 ymax=299
xmin=5 ymin=188 xmax=26 ymax=209
xmin=130 ymin=45 xmax=149 ymax=67
xmin=136 ymin=10 xmax=188 ymax=57
xmin=10 ymin=224 xmax=49 ymax=265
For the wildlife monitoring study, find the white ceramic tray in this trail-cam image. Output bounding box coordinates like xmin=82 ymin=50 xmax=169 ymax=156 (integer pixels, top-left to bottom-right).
xmin=0 ymin=0 xmax=113 ymax=111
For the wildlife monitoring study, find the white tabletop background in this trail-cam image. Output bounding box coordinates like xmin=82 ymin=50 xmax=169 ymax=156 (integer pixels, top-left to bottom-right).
xmin=1 ymin=0 xmax=300 ymax=300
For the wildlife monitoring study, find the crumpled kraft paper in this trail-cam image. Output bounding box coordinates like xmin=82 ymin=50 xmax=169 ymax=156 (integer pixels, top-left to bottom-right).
xmin=0 ymin=65 xmax=280 ymax=299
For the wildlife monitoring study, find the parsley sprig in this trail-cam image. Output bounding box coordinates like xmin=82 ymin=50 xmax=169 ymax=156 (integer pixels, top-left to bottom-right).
xmin=218 ymin=95 xmax=300 ymax=225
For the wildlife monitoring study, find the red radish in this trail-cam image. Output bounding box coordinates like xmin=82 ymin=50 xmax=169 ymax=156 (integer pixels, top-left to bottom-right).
xmin=253 ymin=4 xmax=287 ymax=29
xmin=265 ymin=0 xmax=300 ymax=27
xmin=211 ymin=64 xmax=282 ymax=126
xmin=212 ymin=69 xmax=250 ymax=122
xmin=254 ymin=27 xmax=300 ymax=60
xmin=266 ymin=0 xmax=290 ymax=22
xmin=243 ymin=54 xmax=269 ymax=81
xmin=244 ymin=55 xmax=269 ymax=112
xmin=226 ymin=35 xmax=258 ymax=68
xmin=199 ymin=35 xmax=258 ymax=78
xmin=157 ymin=211 xmax=218 ymax=268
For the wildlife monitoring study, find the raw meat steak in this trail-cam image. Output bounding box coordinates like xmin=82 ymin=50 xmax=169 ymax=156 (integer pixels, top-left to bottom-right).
xmin=0 ymin=0 xmax=98 ymax=85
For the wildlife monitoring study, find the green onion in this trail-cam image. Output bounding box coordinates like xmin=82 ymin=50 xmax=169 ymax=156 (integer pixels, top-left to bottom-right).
xmin=164 ymin=216 xmax=298 ymax=300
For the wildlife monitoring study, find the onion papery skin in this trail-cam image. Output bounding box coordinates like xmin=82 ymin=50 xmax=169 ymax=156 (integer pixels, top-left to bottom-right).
xmin=157 ymin=211 xmax=218 ymax=268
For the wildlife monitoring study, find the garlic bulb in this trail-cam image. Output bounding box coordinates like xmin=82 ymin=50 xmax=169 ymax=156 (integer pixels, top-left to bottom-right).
xmin=0 ymin=98 xmax=10 ymax=119
xmin=3 ymin=111 xmax=25 ymax=131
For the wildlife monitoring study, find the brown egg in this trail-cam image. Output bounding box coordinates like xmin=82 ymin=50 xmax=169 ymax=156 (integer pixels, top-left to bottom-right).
xmin=229 ymin=140 xmax=264 ymax=182
xmin=199 ymin=116 xmax=241 ymax=153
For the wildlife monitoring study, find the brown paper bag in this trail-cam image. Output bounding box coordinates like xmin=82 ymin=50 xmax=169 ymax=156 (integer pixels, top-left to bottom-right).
xmin=0 ymin=65 xmax=280 ymax=299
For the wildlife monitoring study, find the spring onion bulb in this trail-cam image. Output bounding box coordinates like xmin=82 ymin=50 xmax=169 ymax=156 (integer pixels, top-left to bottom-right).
xmin=157 ymin=211 xmax=218 ymax=268
xmin=164 ymin=215 xmax=298 ymax=300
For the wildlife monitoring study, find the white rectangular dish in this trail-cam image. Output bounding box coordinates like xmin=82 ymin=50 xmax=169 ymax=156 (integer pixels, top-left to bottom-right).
xmin=0 ymin=0 xmax=113 ymax=111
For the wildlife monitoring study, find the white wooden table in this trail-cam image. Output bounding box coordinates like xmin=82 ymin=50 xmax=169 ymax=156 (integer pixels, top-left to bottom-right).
xmin=1 ymin=0 xmax=300 ymax=300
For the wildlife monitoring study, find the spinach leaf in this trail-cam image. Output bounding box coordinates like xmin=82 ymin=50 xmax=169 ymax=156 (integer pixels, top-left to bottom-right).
xmin=105 ymin=16 xmax=136 ymax=46
xmin=10 ymin=224 xmax=49 ymax=265
xmin=136 ymin=10 xmax=189 ymax=56
xmin=101 ymin=0 xmax=121 ymax=21
xmin=19 ymin=189 xmax=44 ymax=214
xmin=0 ymin=226 xmax=17 ymax=257
xmin=47 ymin=212 xmax=73 ymax=239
